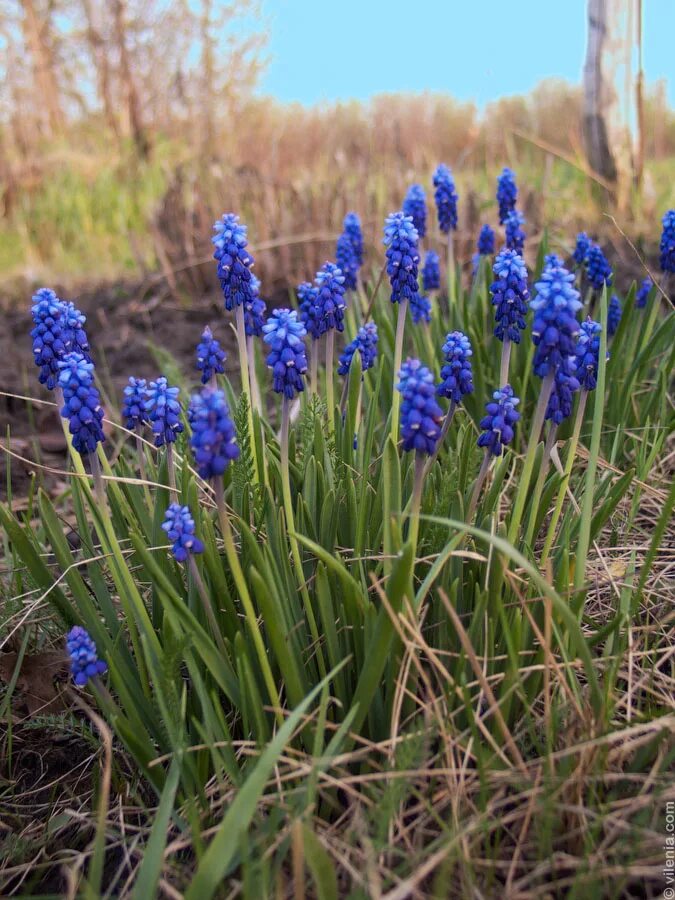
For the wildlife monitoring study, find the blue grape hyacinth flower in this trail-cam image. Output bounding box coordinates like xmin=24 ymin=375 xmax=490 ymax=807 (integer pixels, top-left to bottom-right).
xmin=490 ymin=249 xmax=529 ymax=344
xmin=66 ymin=626 xmax=107 ymax=686
xmin=262 ymin=308 xmax=308 ymax=398
xmin=343 ymin=212 xmax=364 ymax=267
xmin=410 ymin=293 xmax=432 ymax=324
xmin=432 ymin=164 xmax=458 ymax=234
xmin=402 ymin=183 xmax=427 ymax=239
xmin=383 ymin=211 xmax=421 ymax=305
xmin=244 ymin=275 xmax=267 ymax=337
xmin=505 ymin=209 xmax=526 ymax=254
xmin=497 ymin=167 xmax=518 ymax=225
xmin=585 ymin=243 xmax=612 ymax=290
xmin=396 ymin=358 xmax=444 ymax=455
xmin=575 ymin=318 xmax=604 ymax=391
xmin=314 ymin=262 xmax=347 ymax=333
xmin=189 ymin=388 xmax=239 ymax=480
xmin=336 ymin=230 xmax=359 ymax=290
xmin=297 ymin=282 xmax=321 ymax=340
xmin=478 ymin=386 xmax=520 ymax=456
xmin=196 ymin=327 xmax=227 ymax=384
xmin=122 ymin=376 xmax=149 ymax=430
xmin=660 ymin=209 xmax=675 ymax=273
xmin=608 ymin=294 xmax=622 ymax=336
xmin=337 ymin=321 xmax=379 ymax=377
xmin=545 ymin=370 xmax=580 ymax=425
xmin=530 ymin=263 xmax=582 ymax=378
xmin=544 ymin=253 xmax=565 ymax=270
xmin=30 ymin=289 xmax=90 ymax=390
xmin=162 ymin=503 xmax=205 ymax=563
xmin=636 ymin=277 xmax=653 ymax=308
xmin=437 ymin=332 xmax=474 ymax=404
xmin=573 ymin=232 xmax=591 ymax=266
xmin=473 ymin=224 xmax=496 ymax=275
xmin=58 ymin=352 xmax=105 ymax=455
xmin=422 ymin=250 xmax=441 ymax=292
xmin=212 ymin=213 xmax=255 ymax=311
xmin=145 ymin=377 xmax=184 ymax=447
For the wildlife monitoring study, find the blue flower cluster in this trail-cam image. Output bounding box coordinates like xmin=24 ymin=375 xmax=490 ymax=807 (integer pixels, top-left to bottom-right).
xmin=30 ymin=289 xmax=90 ymax=390
xmin=545 ymin=370 xmax=580 ymax=425
xmin=530 ymin=264 xmax=582 ymax=378
xmin=396 ymin=358 xmax=444 ymax=455
xmin=212 ymin=213 xmax=255 ymax=311
xmin=314 ymin=262 xmax=347 ymax=333
xmin=505 ymin=209 xmax=526 ymax=254
xmin=402 ymin=183 xmax=427 ymax=239
xmin=478 ymin=386 xmax=520 ymax=456
xmin=422 ymin=250 xmax=440 ymax=292
xmin=585 ymin=243 xmax=612 ymax=290
xmin=122 ymin=376 xmax=149 ymax=430
xmin=410 ymin=292 xmax=431 ymax=324
xmin=608 ymin=294 xmax=622 ymax=336
xmin=544 ymin=253 xmax=564 ymax=270
xmin=383 ymin=212 xmax=421 ymax=305
xmin=573 ymin=232 xmax=591 ymax=266
xmin=337 ymin=321 xmax=379 ymax=376
xmin=162 ymin=503 xmax=204 ymax=562
xmin=432 ymin=164 xmax=458 ymax=234
xmin=473 ymin=224 xmax=496 ymax=275
xmin=244 ymin=275 xmax=267 ymax=337
xmin=336 ymin=230 xmax=359 ymax=291
xmin=575 ymin=318 xmax=603 ymax=390
xmin=262 ymin=308 xmax=308 ymax=398
xmin=66 ymin=626 xmax=107 ymax=686
xmin=343 ymin=212 xmax=364 ymax=267
xmin=297 ymin=282 xmax=321 ymax=339
xmin=636 ymin=277 xmax=652 ymax=308
xmin=497 ymin=167 xmax=518 ymax=225
xmin=145 ymin=377 xmax=184 ymax=447
xmin=196 ymin=327 xmax=227 ymax=384
xmin=660 ymin=209 xmax=675 ymax=272
xmin=189 ymin=388 xmax=239 ymax=480
xmin=437 ymin=332 xmax=474 ymax=403
xmin=490 ymin=249 xmax=529 ymax=343
xmin=58 ymin=352 xmax=105 ymax=455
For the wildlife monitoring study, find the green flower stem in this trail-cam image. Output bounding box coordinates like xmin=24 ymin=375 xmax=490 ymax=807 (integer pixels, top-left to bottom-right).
xmin=135 ymin=430 xmax=153 ymax=507
xmin=280 ymin=396 xmax=326 ymax=677
xmin=188 ymin=555 xmax=227 ymax=656
xmin=166 ymin=443 xmax=178 ymax=499
xmin=390 ymin=298 xmax=408 ymax=444
xmin=523 ymin=423 xmax=558 ymax=548
xmin=325 ymin=328 xmax=335 ymax=436
xmin=235 ymin=304 xmax=260 ymax=485
xmin=447 ymin=231 xmax=456 ymax=311
xmin=310 ymin=342 xmax=319 ymax=395
xmin=500 ymin=338 xmax=512 ymax=387
xmin=407 ymin=453 xmax=426 ymax=554
xmin=507 ymin=371 xmax=555 ymax=545
xmin=540 ymin=390 xmax=588 ymax=566
xmin=246 ymin=334 xmax=263 ymax=416
xmin=363 ymin=262 xmax=387 ymax=321
xmin=423 ymin=401 xmax=456 ymax=479
xmin=90 ymin=451 xmax=106 ymax=509
xmin=466 ymin=451 xmax=492 ymax=525
xmin=213 ymin=478 xmax=282 ymax=723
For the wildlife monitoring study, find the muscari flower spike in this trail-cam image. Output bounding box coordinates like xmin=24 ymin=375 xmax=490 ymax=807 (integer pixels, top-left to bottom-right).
xmin=244 ymin=275 xmax=267 ymax=337
xmin=66 ymin=626 xmax=107 ymax=686
xmin=505 ymin=209 xmax=526 ymax=254
xmin=473 ymin=224 xmax=496 ymax=275
xmin=262 ymin=308 xmax=308 ymax=399
xmin=575 ymin=318 xmax=604 ymax=391
xmin=545 ymin=369 xmax=580 ymax=425
xmin=585 ymin=243 xmax=612 ymax=290
xmin=422 ymin=250 xmax=441 ymax=292
xmin=410 ymin=293 xmax=432 ymax=324
xmin=636 ymin=277 xmax=653 ymax=308
xmin=314 ymin=262 xmax=347 ymax=333
xmin=30 ymin=289 xmax=90 ymax=390
xmin=336 ymin=230 xmax=359 ymax=291
xmin=396 ymin=358 xmax=444 ymax=456
xmin=402 ymin=183 xmax=427 ymax=239
xmin=162 ymin=503 xmax=204 ymax=563
xmin=544 ymin=253 xmax=565 ymax=270
xmin=432 ymin=164 xmax=458 ymax=234
xmin=477 ymin=385 xmax=520 ymax=456
xmin=58 ymin=352 xmax=105 ymax=456
xmin=196 ymin=327 xmax=227 ymax=384
xmin=608 ymin=294 xmax=622 ymax=336
xmin=297 ymin=282 xmax=321 ymax=340
xmin=343 ymin=212 xmax=364 ymax=267
xmin=122 ymin=376 xmax=149 ymax=430
xmin=490 ymin=249 xmax=530 ymax=344
xmin=530 ymin=263 xmax=582 ymax=378
xmin=145 ymin=377 xmax=184 ymax=447
xmin=573 ymin=232 xmax=591 ymax=266
xmin=337 ymin=321 xmax=379 ymax=377
xmin=660 ymin=209 xmax=675 ymax=273
xmin=497 ymin=167 xmax=518 ymax=225
xmin=383 ymin=211 xmax=421 ymax=305
xmin=189 ymin=388 xmax=239 ymax=480
xmin=212 ymin=213 xmax=255 ymax=311
xmin=437 ymin=331 xmax=474 ymax=404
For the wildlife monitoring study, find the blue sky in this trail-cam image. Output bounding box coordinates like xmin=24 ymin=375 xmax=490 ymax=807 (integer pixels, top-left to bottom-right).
xmin=257 ymin=0 xmax=674 ymax=107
